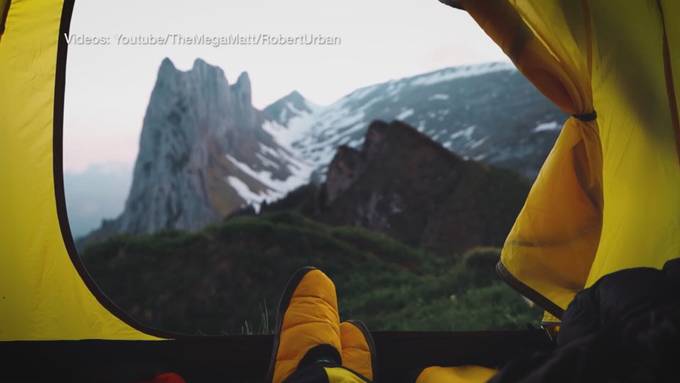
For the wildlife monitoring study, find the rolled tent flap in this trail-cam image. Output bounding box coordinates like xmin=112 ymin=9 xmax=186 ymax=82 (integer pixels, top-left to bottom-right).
xmin=498 ymin=118 xmax=602 ymax=316
xmin=461 ymin=0 xmax=680 ymax=317
xmin=0 ymin=0 xmax=160 ymax=340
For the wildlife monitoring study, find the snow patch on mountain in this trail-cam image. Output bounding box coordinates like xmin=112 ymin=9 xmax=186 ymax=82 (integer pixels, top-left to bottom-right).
xmin=533 ymin=121 xmax=561 ymax=133
xmin=262 ymin=61 xmax=565 ymax=184
xmin=80 ymin=60 xmax=565 ymax=242
xmin=396 ymin=108 xmax=415 ymax=120
xmin=467 ymin=136 xmax=488 ymax=150
xmin=227 ymin=153 xmax=313 ymax=204
xmin=451 ymin=126 xmax=476 ymax=141
xmin=410 ymin=62 xmax=514 ymax=86
xmin=429 ymin=94 xmax=450 ymax=101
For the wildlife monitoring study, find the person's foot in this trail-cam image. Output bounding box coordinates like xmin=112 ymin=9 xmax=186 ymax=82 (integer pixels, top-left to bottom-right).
xmin=267 ymin=267 xmax=342 ymax=383
xmin=340 ymin=320 xmax=377 ymax=382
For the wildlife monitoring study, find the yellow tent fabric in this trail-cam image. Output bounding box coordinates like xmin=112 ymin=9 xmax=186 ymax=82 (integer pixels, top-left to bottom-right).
xmin=461 ymin=0 xmax=680 ymax=316
xmin=0 ymin=0 xmax=159 ymax=341
xmin=416 ymin=366 xmax=497 ymax=383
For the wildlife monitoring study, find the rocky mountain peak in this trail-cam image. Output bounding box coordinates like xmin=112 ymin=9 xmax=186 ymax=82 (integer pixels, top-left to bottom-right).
xmin=320 ymin=120 xmax=530 ymax=256
xmin=276 ymin=62 xmax=565 ymax=180
xmin=232 ymin=71 xmax=252 ymax=107
xmin=192 ymin=57 xmax=208 ymax=68
xmin=325 ymin=145 xmax=365 ymax=203
xmin=77 ymin=60 xmax=563 ymax=247
xmin=81 ymin=59 xmax=310 ymax=244
xmin=263 ymin=90 xmax=315 ymax=126
xmin=284 ymin=90 xmax=306 ymax=105
xmin=190 ymin=57 xmax=224 ymax=77
xmin=156 ymin=58 xmax=184 ymax=86
xmin=159 ymin=57 xmax=177 ymax=73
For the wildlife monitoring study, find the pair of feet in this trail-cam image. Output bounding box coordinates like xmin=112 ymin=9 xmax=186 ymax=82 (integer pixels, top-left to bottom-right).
xmin=267 ymin=267 xmax=377 ymax=383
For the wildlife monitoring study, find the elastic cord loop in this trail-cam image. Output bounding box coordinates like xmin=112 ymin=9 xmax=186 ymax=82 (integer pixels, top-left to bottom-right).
xmin=572 ymin=110 xmax=597 ymax=122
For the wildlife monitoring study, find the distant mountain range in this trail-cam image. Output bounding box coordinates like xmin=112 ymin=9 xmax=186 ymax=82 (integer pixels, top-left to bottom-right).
xmin=64 ymin=163 xmax=131 ymax=237
xmin=263 ymin=61 xmax=565 ymax=179
xmin=75 ymin=58 xmax=565 ymax=242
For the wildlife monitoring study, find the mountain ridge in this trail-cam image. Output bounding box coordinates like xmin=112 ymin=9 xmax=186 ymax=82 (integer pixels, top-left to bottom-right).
xmin=80 ymin=58 xmax=313 ymax=244
xmin=76 ymin=58 xmax=563 ymax=241
xmin=263 ymin=61 xmax=565 ymax=180
xmin=256 ymin=120 xmax=531 ymax=257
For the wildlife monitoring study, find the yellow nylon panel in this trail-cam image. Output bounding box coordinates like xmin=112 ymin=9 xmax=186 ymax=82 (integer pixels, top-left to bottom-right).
xmin=463 ymin=0 xmax=680 ymax=313
xmin=0 ymin=0 xmax=158 ymax=340
xmin=585 ymin=0 xmax=680 ymax=286
xmin=459 ymin=0 xmax=580 ymax=113
xmin=324 ymin=367 xmax=369 ymax=383
xmin=541 ymin=311 xmax=560 ymax=325
xmin=509 ymin=0 xmax=593 ymax=111
xmin=462 ymin=0 xmax=602 ymax=313
xmin=416 ymin=366 xmax=497 ymax=383
xmin=502 ymin=118 xmax=602 ymax=310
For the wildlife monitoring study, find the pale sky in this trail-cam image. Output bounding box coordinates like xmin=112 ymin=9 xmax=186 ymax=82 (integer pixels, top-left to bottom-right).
xmin=63 ymin=0 xmax=508 ymax=172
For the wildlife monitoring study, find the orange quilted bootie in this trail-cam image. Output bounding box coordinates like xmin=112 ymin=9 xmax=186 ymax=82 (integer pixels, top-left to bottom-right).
xmin=267 ymin=267 xmax=342 ymax=383
xmin=340 ymin=320 xmax=377 ymax=382
xmin=267 ymin=267 xmax=372 ymax=383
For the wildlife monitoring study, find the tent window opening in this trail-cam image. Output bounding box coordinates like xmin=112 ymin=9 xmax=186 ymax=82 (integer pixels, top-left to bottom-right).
xmin=60 ymin=0 xmax=570 ymax=337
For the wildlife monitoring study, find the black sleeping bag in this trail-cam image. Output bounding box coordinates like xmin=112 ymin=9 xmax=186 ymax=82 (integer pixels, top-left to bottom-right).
xmin=490 ymin=258 xmax=680 ymax=383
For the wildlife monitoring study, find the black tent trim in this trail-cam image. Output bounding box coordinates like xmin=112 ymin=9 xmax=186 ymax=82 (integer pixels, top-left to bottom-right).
xmin=0 ymin=0 xmax=11 ymax=37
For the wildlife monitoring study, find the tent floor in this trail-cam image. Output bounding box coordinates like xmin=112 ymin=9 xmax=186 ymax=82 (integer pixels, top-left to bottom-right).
xmin=0 ymin=330 xmax=552 ymax=382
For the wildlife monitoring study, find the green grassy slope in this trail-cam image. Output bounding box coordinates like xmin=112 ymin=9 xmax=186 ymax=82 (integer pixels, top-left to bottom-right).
xmin=82 ymin=212 xmax=540 ymax=335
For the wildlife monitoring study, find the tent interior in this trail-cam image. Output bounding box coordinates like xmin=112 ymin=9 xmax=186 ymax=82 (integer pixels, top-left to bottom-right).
xmin=1 ymin=0 xmax=678 ymax=382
